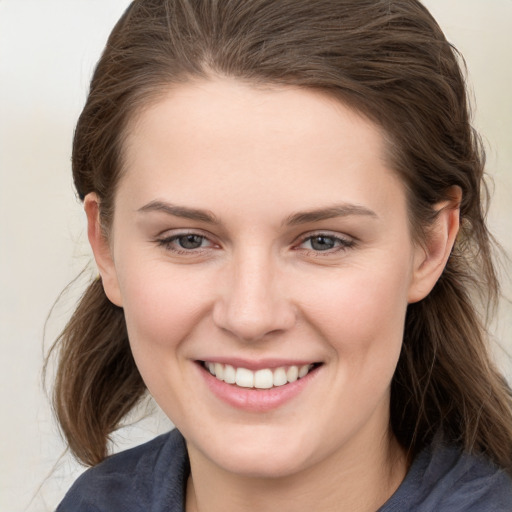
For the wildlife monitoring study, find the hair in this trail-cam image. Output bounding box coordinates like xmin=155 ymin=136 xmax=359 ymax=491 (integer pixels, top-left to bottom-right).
xmin=47 ymin=0 xmax=512 ymax=470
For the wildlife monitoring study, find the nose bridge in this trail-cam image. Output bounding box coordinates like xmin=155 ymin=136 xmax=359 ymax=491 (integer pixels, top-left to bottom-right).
xmin=213 ymin=245 xmax=294 ymax=341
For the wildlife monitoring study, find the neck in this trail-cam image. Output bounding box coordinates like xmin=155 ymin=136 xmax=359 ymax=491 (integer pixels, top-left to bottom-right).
xmin=185 ymin=429 xmax=407 ymax=512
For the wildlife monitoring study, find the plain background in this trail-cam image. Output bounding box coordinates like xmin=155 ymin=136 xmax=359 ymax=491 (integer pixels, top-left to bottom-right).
xmin=1 ymin=1 xmax=511 ymax=510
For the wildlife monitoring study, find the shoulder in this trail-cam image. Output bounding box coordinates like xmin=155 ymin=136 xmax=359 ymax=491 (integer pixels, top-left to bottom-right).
xmin=380 ymin=440 xmax=512 ymax=512
xmin=57 ymin=429 xmax=189 ymax=512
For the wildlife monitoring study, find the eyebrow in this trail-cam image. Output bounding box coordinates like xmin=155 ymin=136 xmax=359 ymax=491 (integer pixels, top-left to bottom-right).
xmin=284 ymin=204 xmax=378 ymax=226
xmin=137 ymin=200 xmax=218 ymax=224
xmin=137 ymin=200 xmax=377 ymax=226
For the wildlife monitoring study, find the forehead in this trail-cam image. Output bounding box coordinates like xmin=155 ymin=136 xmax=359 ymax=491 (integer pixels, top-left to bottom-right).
xmin=126 ymin=78 xmax=386 ymax=160
xmin=119 ymin=78 xmax=405 ymax=221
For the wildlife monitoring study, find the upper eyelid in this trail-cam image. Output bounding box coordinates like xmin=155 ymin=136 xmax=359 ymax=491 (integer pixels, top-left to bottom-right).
xmin=155 ymin=229 xmax=355 ymax=248
xmin=294 ymin=230 xmax=354 ymax=244
xmin=155 ymin=230 xmax=217 ymax=250
xmin=156 ymin=227 xmax=216 ymax=240
xmin=156 ymin=233 xmax=216 ymax=254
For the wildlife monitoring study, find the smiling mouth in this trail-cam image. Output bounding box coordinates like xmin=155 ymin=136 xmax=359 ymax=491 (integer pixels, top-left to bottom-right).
xmin=200 ymin=361 xmax=321 ymax=390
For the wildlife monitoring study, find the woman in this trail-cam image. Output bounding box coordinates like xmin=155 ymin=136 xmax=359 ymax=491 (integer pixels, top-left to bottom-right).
xmin=52 ymin=0 xmax=512 ymax=510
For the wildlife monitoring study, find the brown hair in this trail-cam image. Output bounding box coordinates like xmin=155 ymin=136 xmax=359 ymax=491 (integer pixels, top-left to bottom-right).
xmin=47 ymin=0 xmax=512 ymax=469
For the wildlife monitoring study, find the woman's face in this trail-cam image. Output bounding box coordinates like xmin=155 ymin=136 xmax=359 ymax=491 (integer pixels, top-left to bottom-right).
xmin=98 ymin=79 xmax=428 ymax=478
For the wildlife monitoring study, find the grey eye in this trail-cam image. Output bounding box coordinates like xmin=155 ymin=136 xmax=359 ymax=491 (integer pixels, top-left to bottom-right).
xmin=177 ymin=235 xmax=205 ymax=249
xmin=309 ymin=236 xmax=337 ymax=251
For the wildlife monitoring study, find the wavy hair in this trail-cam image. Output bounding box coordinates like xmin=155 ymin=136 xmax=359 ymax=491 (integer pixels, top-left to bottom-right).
xmin=47 ymin=0 xmax=512 ymax=469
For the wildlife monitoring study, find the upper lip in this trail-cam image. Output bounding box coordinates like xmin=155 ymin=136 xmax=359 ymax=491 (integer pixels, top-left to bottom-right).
xmin=197 ymin=357 xmax=320 ymax=371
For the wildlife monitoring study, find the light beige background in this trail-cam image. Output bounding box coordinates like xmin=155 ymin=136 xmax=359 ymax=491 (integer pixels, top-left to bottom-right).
xmin=0 ymin=1 xmax=510 ymax=510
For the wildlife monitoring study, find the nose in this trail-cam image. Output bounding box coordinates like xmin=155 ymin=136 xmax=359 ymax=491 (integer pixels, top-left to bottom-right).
xmin=212 ymin=249 xmax=296 ymax=342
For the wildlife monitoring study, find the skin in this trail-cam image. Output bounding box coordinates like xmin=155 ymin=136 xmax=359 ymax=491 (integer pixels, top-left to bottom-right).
xmin=86 ymin=78 xmax=460 ymax=512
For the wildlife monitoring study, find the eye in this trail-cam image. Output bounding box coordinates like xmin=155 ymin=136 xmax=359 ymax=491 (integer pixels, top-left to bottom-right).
xmin=174 ymin=234 xmax=207 ymax=250
xmin=298 ymin=233 xmax=355 ymax=253
xmin=157 ymin=232 xmax=214 ymax=252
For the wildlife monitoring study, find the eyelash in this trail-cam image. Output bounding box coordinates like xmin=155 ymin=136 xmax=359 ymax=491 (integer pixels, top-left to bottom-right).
xmin=156 ymin=232 xmax=215 ymax=254
xmin=296 ymin=233 xmax=356 ymax=254
xmin=155 ymin=231 xmax=356 ymax=255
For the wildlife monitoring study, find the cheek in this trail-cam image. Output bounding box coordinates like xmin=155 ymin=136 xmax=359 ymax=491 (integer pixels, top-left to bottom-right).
xmin=115 ymin=261 xmax=216 ymax=416
xmin=285 ymin=263 xmax=411 ymax=456
xmin=298 ymin=261 xmax=410 ymax=364
xmin=117 ymin=259 xmax=213 ymax=353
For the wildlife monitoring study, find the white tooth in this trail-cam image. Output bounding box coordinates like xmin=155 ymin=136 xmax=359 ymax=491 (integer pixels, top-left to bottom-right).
xmin=223 ymin=364 xmax=236 ymax=384
xmin=273 ymin=367 xmax=287 ymax=387
xmin=207 ymin=362 xmax=216 ymax=375
xmin=254 ymin=369 xmax=273 ymax=389
xmin=214 ymin=363 xmax=224 ymax=381
xmin=298 ymin=364 xmax=310 ymax=378
xmin=236 ymin=367 xmax=254 ymax=388
xmin=286 ymin=365 xmax=299 ymax=383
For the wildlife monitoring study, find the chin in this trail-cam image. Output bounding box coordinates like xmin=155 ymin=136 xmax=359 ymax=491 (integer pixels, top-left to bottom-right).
xmin=214 ymin=448 xmax=312 ymax=479
xmin=187 ymin=422 xmax=321 ymax=479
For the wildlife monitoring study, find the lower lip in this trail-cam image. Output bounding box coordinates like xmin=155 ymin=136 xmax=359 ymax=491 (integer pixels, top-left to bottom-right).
xmin=197 ymin=363 xmax=320 ymax=412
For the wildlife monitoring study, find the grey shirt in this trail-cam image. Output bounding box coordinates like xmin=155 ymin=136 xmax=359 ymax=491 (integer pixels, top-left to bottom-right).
xmin=57 ymin=429 xmax=512 ymax=511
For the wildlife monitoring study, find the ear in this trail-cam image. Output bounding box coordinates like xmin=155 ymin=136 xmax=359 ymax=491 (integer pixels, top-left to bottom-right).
xmin=84 ymin=193 xmax=123 ymax=307
xmin=408 ymin=187 xmax=462 ymax=303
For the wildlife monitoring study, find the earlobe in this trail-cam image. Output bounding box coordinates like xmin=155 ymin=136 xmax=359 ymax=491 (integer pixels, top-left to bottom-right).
xmin=84 ymin=193 xmax=123 ymax=307
xmin=408 ymin=187 xmax=462 ymax=303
